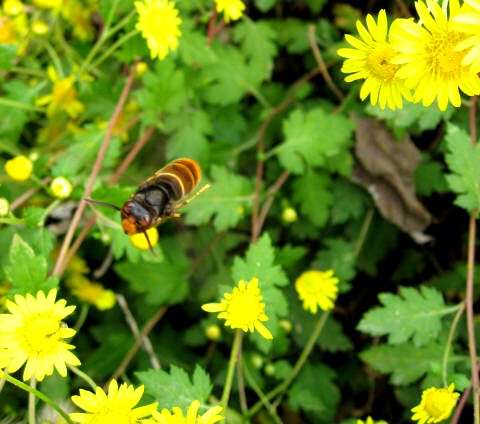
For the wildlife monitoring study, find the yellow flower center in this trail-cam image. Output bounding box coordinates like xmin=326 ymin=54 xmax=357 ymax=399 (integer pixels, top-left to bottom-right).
xmin=426 ymin=30 xmax=467 ymax=76
xmin=227 ymin=291 xmax=262 ymax=326
xmin=366 ymin=43 xmax=399 ymax=81
xmin=24 ymin=315 xmax=61 ymax=353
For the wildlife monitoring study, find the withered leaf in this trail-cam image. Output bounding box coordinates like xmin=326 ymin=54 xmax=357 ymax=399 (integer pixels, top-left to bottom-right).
xmin=352 ymin=118 xmax=432 ymax=242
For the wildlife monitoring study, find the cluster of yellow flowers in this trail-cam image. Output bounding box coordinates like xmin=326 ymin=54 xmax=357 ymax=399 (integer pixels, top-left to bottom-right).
xmin=337 ymin=0 xmax=480 ymax=111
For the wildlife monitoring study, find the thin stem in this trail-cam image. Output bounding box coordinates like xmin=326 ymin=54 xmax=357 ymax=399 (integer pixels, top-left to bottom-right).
xmin=116 ymin=294 xmax=160 ymax=370
xmin=68 ymin=366 xmax=97 ymax=391
xmin=248 ymin=310 xmax=330 ymax=418
xmin=207 ymin=6 xmax=218 ymax=46
xmin=221 ymin=329 xmax=243 ymax=411
xmin=73 ymin=304 xmax=90 ymax=333
xmin=53 ymin=60 xmax=139 ymax=278
xmin=442 ymin=303 xmax=465 ymax=387
xmin=29 ymin=377 xmax=36 ymax=424
xmin=90 ymin=29 xmax=139 ymax=70
xmin=467 ymin=95 xmax=479 ymax=424
xmin=110 ymin=305 xmax=168 ymax=381
xmin=354 ymin=208 xmax=374 ymax=257
xmin=0 ymin=97 xmax=43 ymax=112
xmin=4 ymin=373 xmax=73 ymax=424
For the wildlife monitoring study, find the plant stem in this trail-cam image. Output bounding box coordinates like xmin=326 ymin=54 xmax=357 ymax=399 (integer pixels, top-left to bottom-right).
xmin=68 ymin=366 xmax=97 ymax=391
xmin=221 ymin=329 xmax=243 ymax=411
xmin=442 ymin=303 xmax=465 ymax=387
xmin=4 ymin=373 xmax=73 ymax=423
xmin=29 ymin=378 xmax=36 ymax=424
xmin=248 ymin=310 xmax=331 ymax=417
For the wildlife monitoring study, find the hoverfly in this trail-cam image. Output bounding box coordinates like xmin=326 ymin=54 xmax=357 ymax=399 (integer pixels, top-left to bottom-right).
xmin=85 ymin=158 xmax=209 ymax=252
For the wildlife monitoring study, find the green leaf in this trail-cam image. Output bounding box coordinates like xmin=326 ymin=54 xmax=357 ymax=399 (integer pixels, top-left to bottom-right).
xmin=288 ymin=364 xmax=339 ymax=423
xmin=164 ymin=109 xmax=212 ymax=163
xmin=357 ymin=286 xmax=446 ymax=346
xmin=313 ymin=238 xmax=357 ymax=283
xmin=360 ymin=341 xmax=444 ymax=385
xmin=135 ymin=59 xmax=186 ymax=125
xmin=415 ymin=154 xmax=449 ymax=196
xmin=183 ymin=165 xmax=253 ymax=231
xmin=275 ymin=107 xmax=355 ymax=174
xmin=137 ymin=365 xmax=212 ymax=410
xmin=292 ymin=171 xmax=333 ymax=227
xmin=330 ymin=179 xmax=369 ymax=224
xmin=0 ymin=44 xmax=17 ymax=71
xmin=233 ymin=20 xmax=278 ymax=82
xmin=5 ymin=234 xmax=58 ymax=296
xmin=444 ymin=124 xmax=480 ymax=213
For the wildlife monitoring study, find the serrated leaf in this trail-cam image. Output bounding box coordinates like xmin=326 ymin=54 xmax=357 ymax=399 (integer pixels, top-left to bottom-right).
xmin=313 ymin=238 xmax=357 ymax=283
xmin=5 ymin=234 xmax=58 ymax=296
xmin=360 ymin=341 xmax=444 ymax=385
xmin=275 ymin=107 xmax=355 ymax=174
xmin=183 ymin=165 xmax=253 ymax=231
xmin=135 ymin=59 xmax=186 ymax=125
xmin=137 ymin=365 xmax=212 ymax=410
xmin=415 ymin=154 xmax=449 ymax=196
xmin=330 ymin=179 xmax=369 ymax=224
xmin=233 ymin=20 xmax=277 ymax=82
xmin=292 ymin=171 xmax=333 ymax=227
xmin=444 ymin=124 xmax=480 ymax=213
xmin=357 ymin=286 xmax=446 ymax=346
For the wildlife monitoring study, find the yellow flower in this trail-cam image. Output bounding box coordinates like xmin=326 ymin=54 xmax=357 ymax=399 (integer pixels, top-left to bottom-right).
xmin=295 ymin=270 xmax=339 ymax=314
xmin=337 ymin=10 xmax=411 ymax=110
xmin=282 ymin=206 xmax=298 ymax=223
xmin=357 ymin=417 xmax=389 ymax=424
xmin=0 ymin=198 xmax=9 ymax=217
xmin=32 ymin=0 xmax=62 ymax=9
xmin=148 ymin=400 xmax=223 ymax=424
xmin=135 ymin=0 xmax=182 ymax=60
xmin=5 ymin=155 xmax=33 ymax=181
xmin=453 ymin=0 xmax=480 ymax=73
xmin=215 ymin=0 xmax=246 ymax=23
xmin=70 ymin=379 xmax=158 ymax=423
xmin=0 ymin=289 xmax=80 ymax=381
xmin=31 ymin=19 xmax=50 ymax=35
xmin=204 ymin=324 xmax=221 ymax=341
xmin=60 ymin=0 xmax=96 ymax=41
xmin=3 ymin=0 xmax=23 ymax=16
xmin=390 ymin=0 xmax=480 ymax=111
xmin=411 ymin=384 xmax=460 ymax=424
xmin=36 ymin=66 xmax=84 ymax=118
xmin=50 ymin=176 xmax=73 ymax=199
xmin=130 ymin=227 xmax=159 ymax=250
xmin=70 ymin=276 xmax=116 ymax=311
xmin=202 ymin=277 xmax=273 ymax=340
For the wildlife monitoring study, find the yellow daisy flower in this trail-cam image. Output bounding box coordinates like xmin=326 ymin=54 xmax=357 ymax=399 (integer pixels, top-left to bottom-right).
xmin=36 ymin=66 xmax=84 ymax=118
xmin=453 ymin=0 xmax=480 ymax=73
xmin=135 ymin=0 xmax=182 ymax=60
xmin=202 ymin=277 xmax=273 ymax=340
xmin=70 ymin=379 xmax=158 ymax=423
xmin=50 ymin=176 xmax=73 ymax=199
xmin=0 ymin=289 xmax=81 ymax=381
xmin=411 ymin=384 xmax=460 ymax=424
xmin=215 ymin=0 xmax=246 ymax=23
xmin=337 ymin=10 xmax=411 ymax=110
xmin=70 ymin=275 xmax=116 ymax=311
xmin=390 ymin=0 xmax=480 ymax=111
xmin=295 ymin=270 xmax=339 ymax=314
xmin=4 ymin=155 xmax=33 ymax=182
xmin=148 ymin=400 xmax=223 ymax=424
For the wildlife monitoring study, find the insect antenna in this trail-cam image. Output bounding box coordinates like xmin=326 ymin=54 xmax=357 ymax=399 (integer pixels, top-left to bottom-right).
xmin=84 ymin=198 xmax=122 ymax=211
xmin=143 ymin=230 xmax=156 ymax=255
xmin=176 ymin=183 xmax=211 ymax=210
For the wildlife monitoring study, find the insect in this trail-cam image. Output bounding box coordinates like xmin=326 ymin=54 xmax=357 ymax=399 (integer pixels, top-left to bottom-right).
xmin=85 ymin=158 xmax=209 ymax=252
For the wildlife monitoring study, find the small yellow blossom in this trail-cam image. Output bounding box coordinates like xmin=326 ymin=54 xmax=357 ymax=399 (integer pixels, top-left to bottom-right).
xmin=70 ymin=379 xmax=158 ymax=423
xmin=31 ymin=19 xmax=50 ymax=35
xmin=295 ymin=269 xmax=339 ymax=314
xmin=50 ymin=176 xmax=73 ymax=199
xmin=202 ymin=277 xmax=273 ymax=340
xmin=60 ymin=0 xmax=96 ymax=41
xmin=135 ymin=61 xmax=149 ymax=78
xmin=337 ymin=10 xmax=411 ymax=110
xmin=3 ymin=0 xmax=23 ymax=16
xmin=205 ymin=324 xmax=221 ymax=341
xmin=215 ymin=0 xmax=246 ymax=22
xmin=390 ymin=0 xmax=480 ymax=111
xmin=282 ymin=207 xmax=298 ymax=223
xmin=357 ymin=417 xmax=389 ymax=424
xmin=0 ymin=10 xmax=27 ymax=50
xmin=0 ymin=289 xmax=80 ymax=381
xmin=411 ymin=384 xmax=460 ymax=424
xmin=148 ymin=400 xmax=223 ymax=424
xmin=36 ymin=66 xmax=84 ymax=118
xmin=5 ymin=155 xmax=33 ymax=182
xmin=130 ymin=227 xmax=159 ymax=250
xmin=135 ymin=0 xmax=182 ymax=60
xmin=32 ymin=0 xmax=62 ymax=9
xmin=0 ymin=198 xmax=10 ymax=217
xmin=70 ymin=276 xmax=116 ymax=311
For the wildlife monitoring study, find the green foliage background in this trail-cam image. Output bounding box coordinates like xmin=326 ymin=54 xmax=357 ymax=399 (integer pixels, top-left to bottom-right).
xmin=0 ymin=0 xmax=478 ymax=423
